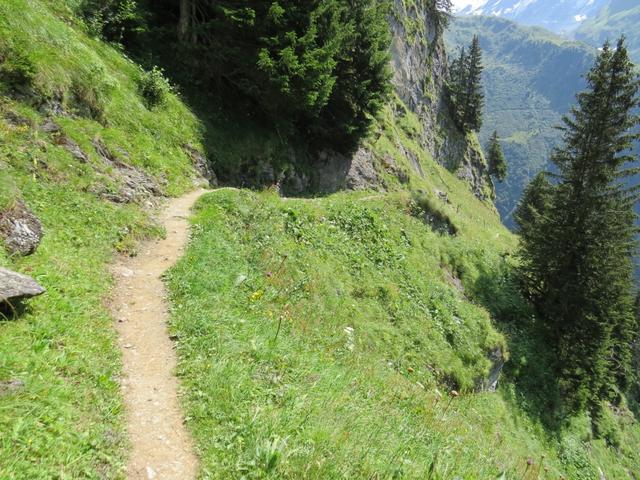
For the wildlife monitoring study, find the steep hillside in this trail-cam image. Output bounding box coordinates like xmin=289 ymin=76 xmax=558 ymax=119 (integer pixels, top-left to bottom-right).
xmin=575 ymin=0 xmax=640 ymax=63
xmin=1 ymin=1 xmax=639 ymax=479
xmin=168 ymin=185 xmax=640 ymax=478
xmin=388 ymin=0 xmax=493 ymax=201
xmin=445 ymin=16 xmax=595 ymax=225
xmin=0 ymin=0 xmax=207 ymax=476
xmin=163 ymin=5 xmax=640 ymax=480
xmin=452 ymin=0 xmax=608 ymax=34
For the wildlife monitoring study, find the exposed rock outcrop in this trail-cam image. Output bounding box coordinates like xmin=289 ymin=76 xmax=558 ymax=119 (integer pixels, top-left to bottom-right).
xmin=0 ymin=267 xmax=46 ymax=304
xmin=183 ymin=144 xmax=218 ymax=186
xmin=315 ymin=148 xmax=382 ymax=193
xmin=476 ymin=346 xmax=506 ymax=392
xmin=0 ymin=200 xmax=43 ymax=256
xmin=55 ymin=135 xmax=89 ymax=163
xmin=92 ymin=138 xmax=162 ymax=203
xmin=387 ymin=0 xmax=494 ymax=200
xmin=280 ymin=147 xmax=383 ymax=196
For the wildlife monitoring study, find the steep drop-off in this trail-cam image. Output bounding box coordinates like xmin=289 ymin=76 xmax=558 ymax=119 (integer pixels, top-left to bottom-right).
xmin=387 ymin=0 xmax=494 ymax=201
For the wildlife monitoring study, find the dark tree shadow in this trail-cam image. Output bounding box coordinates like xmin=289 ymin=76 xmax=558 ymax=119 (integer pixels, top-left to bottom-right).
xmin=469 ymin=257 xmax=566 ymax=435
xmin=125 ymin=11 xmax=356 ymax=198
xmin=0 ymin=299 xmax=29 ymax=321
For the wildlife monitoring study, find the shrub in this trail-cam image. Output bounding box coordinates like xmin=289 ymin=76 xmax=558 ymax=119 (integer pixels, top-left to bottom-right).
xmin=79 ymin=0 xmax=144 ymax=44
xmin=559 ymin=438 xmax=599 ymax=480
xmin=409 ymin=191 xmax=458 ymax=235
xmin=138 ymin=66 xmax=172 ymax=108
xmin=592 ymin=403 xmax=622 ymax=448
xmin=0 ymin=45 xmax=36 ymax=91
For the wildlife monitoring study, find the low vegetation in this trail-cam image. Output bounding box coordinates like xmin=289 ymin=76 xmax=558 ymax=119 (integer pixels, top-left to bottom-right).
xmin=168 ymin=184 xmax=640 ymax=478
xmin=0 ymin=0 xmax=202 ymax=476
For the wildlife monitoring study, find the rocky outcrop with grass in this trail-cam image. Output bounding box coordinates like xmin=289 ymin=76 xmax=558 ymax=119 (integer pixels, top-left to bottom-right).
xmin=387 ymin=0 xmax=494 ymax=200
xmin=0 ymin=200 xmax=43 ymax=256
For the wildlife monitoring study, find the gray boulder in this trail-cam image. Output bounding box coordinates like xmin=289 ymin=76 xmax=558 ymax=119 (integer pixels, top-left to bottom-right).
xmin=0 ymin=267 xmax=46 ymax=304
xmin=476 ymin=346 xmax=506 ymax=393
xmin=183 ymin=144 xmax=218 ymax=186
xmin=0 ymin=200 xmax=43 ymax=256
xmin=56 ymin=136 xmax=89 ymax=163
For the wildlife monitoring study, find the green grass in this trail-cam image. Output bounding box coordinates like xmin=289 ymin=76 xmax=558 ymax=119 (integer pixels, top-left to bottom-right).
xmin=168 ymin=186 xmax=640 ymax=479
xmin=0 ymin=0 xmax=202 ymax=477
xmin=167 ymin=121 xmax=640 ymax=478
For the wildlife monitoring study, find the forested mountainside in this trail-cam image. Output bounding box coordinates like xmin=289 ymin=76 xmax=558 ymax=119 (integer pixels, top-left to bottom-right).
xmin=445 ymin=15 xmax=595 ymax=225
xmin=1 ymin=1 xmax=639 ymax=479
xmin=575 ymin=0 xmax=640 ymax=63
xmin=453 ymin=0 xmax=640 ymax=62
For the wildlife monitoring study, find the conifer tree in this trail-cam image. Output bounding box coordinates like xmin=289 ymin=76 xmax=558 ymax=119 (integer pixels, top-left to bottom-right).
xmin=487 ymin=130 xmax=507 ymax=181
xmin=517 ymin=38 xmax=640 ymax=415
xmin=430 ymin=0 xmax=453 ymax=34
xmin=515 ymin=171 xmax=554 ymax=299
xmin=447 ymin=36 xmax=484 ymax=133
xmin=462 ymin=34 xmax=484 ymax=132
xmin=447 ymin=46 xmax=467 ymax=128
xmin=168 ymin=0 xmax=391 ymax=152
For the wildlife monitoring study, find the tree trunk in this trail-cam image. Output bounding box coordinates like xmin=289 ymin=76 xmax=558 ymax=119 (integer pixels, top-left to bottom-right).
xmin=178 ymin=0 xmax=191 ymax=42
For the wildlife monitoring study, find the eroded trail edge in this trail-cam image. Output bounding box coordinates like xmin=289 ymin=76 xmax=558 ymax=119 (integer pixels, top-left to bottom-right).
xmin=111 ymin=189 xmax=207 ymax=479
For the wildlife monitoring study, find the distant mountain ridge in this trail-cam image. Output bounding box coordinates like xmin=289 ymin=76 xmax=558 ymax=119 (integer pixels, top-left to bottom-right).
xmin=445 ymin=15 xmax=596 ymax=225
xmin=453 ymin=0 xmax=609 ymax=33
xmin=575 ymin=0 xmax=640 ymax=63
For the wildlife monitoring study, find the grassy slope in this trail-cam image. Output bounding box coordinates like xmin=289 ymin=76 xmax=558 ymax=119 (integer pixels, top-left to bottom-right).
xmin=445 ymin=16 xmax=596 ymax=226
xmin=168 ymin=106 xmax=640 ymax=479
xmin=1 ymin=1 xmax=639 ymax=478
xmin=0 ymin=0 xmax=203 ymax=477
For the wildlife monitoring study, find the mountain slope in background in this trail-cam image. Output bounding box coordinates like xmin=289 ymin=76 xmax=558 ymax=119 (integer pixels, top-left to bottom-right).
xmin=445 ymin=16 xmax=595 ymax=225
xmin=575 ymin=0 xmax=640 ymax=62
xmin=452 ymin=0 xmax=608 ymax=34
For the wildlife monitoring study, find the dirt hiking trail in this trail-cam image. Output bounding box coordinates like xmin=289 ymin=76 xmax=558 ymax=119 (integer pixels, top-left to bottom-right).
xmin=111 ymin=188 xmax=207 ymax=479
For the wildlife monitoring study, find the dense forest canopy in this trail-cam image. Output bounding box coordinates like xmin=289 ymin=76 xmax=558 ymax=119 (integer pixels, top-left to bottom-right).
xmin=76 ymin=1 xmax=460 ymax=154
xmin=79 ymin=0 xmax=399 ymax=152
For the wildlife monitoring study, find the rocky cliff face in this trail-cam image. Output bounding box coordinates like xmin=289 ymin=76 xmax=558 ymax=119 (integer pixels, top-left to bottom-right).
xmin=388 ymin=0 xmax=494 ymax=201
xmin=278 ymin=0 xmax=493 ymax=200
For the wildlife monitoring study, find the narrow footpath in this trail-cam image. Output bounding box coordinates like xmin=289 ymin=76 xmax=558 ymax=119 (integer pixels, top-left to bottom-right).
xmin=110 ymin=188 xmax=207 ymax=479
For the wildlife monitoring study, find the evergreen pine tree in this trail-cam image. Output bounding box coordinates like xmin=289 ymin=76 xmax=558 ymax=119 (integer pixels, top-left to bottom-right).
xmin=462 ymin=35 xmax=484 ymax=132
xmin=517 ymin=38 xmax=640 ymax=415
xmin=168 ymin=0 xmax=390 ymax=152
xmin=447 ymin=46 xmax=467 ymax=128
xmin=430 ymin=0 xmax=453 ymax=34
xmin=311 ymin=0 xmax=392 ymax=151
xmin=515 ymin=171 xmax=554 ymax=300
xmin=447 ymin=35 xmax=484 ymax=133
xmin=487 ymin=130 xmax=507 ymax=181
